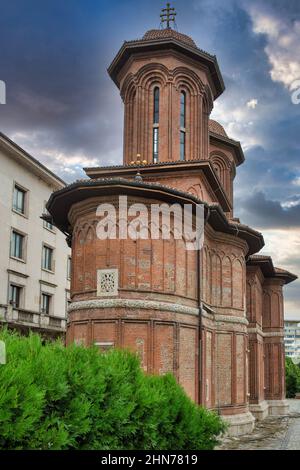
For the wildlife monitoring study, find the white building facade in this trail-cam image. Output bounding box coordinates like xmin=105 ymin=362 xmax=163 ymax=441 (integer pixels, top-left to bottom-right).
xmin=0 ymin=132 xmax=70 ymax=338
xmin=284 ymin=319 xmax=300 ymax=361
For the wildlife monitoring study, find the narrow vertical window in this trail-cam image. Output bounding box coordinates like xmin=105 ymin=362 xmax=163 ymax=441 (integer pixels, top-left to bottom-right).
xmin=42 ymin=245 xmax=54 ymax=271
xmin=180 ymin=91 xmax=186 ymax=128
xmin=9 ymin=284 xmax=22 ymax=308
xmin=153 ymin=87 xmax=159 ymax=124
xmin=43 ymin=202 xmax=54 ymax=231
xmin=180 ymin=91 xmax=186 ymax=160
xmin=13 ymin=185 xmax=26 ymax=214
xmin=153 ymin=128 xmax=159 ymax=164
xmin=41 ymin=293 xmax=52 ymax=314
xmin=10 ymin=230 xmax=25 ymax=260
xmin=153 ymin=87 xmax=159 ymax=163
xmin=180 ymin=131 xmax=185 ymax=161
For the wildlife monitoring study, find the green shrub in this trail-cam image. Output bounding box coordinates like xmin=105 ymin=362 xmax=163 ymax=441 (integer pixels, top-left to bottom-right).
xmin=286 ymin=356 xmax=300 ymax=398
xmin=0 ymin=329 xmax=226 ymax=450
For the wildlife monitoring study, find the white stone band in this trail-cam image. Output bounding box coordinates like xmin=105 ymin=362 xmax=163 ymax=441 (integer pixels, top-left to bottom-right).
xmin=68 ymin=298 xmax=249 ymax=325
xmin=68 ymin=299 xmax=199 ymax=316
xmin=202 ymin=309 xmax=249 ymax=326
xmin=248 ymin=327 xmax=284 ymax=337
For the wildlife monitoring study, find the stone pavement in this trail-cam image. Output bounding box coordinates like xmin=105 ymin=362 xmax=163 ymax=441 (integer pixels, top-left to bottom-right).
xmin=218 ymin=400 xmax=300 ymax=450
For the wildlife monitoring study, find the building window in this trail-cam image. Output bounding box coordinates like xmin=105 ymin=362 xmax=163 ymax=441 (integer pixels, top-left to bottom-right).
xmin=153 ymin=87 xmax=159 ymax=124
xmin=10 ymin=230 xmax=25 ymax=260
xmin=153 ymin=87 xmax=159 ymax=163
xmin=13 ymin=185 xmax=26 ymax=215
xmin=41 ymin=293 xmax=51 ymax=315
xmin=42 ymin=245 xmax=54 ymax=271
xmin=43 ymin=202 xmax=54 ymax=231
xmin=44 ymin=219 xmax=54 ymax=230
xmin=153 ymin=128 xmax=159 ymax=164
xmin=67 ymin=257 xmax=71 ymax=280
xmin=180 ymin=131 xmax=186 ymax=161
xmin=180 ymin=91 xmax=186 ymax=160
xmin=9 ymin=284 xmax=22 ymax=308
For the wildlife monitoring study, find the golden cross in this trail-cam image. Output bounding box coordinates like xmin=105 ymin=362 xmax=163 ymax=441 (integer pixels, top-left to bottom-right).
xmin=160 ymin=3 xmax=177 ymax=29
xmin=130 ymin=154 xmax=147 ymax=165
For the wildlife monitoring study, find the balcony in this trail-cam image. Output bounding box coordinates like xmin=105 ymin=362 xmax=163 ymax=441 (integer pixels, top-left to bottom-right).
xmin=0 ymin=304 xmax=66 ymax=337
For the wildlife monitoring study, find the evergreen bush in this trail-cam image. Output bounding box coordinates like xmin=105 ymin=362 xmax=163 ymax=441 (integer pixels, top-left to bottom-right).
xmin=0 ymin=329 xmax=226 ymax=450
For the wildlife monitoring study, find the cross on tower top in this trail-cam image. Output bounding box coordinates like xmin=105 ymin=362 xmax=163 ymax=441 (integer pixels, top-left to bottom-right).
xmin=160 ymin=3 xmax=177 ymax=29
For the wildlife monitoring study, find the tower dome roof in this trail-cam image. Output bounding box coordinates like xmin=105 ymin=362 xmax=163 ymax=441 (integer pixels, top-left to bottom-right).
xmin=209 ymin=119 xmax=228 ymax=137
xmin=142 ymin=29 xmax=197 ymax=48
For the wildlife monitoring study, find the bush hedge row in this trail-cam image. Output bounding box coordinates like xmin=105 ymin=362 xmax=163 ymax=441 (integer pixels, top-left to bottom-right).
xmin=0 ymin=329 xmax=226 ymax=450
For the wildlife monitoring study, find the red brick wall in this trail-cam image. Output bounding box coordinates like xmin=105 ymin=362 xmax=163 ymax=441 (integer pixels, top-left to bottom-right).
xmin=263 ymin=280 xmax=285 ymax=401
xmin=246 ymin=269 xmax=286 ymax=405
xmin=67 ymin=195 xmax=200 ymax=401
xmin=199 ymin=226 xmax=249 ymax=416
xmin=71 ymin=197 xmax=198 ymax=302
xmin=246 ymin=266 xmax=265 ymax=405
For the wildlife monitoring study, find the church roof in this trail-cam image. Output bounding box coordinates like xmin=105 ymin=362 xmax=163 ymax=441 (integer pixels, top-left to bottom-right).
xmin=46 ymin=177 xmax=264 ymax=255
xmin=142 ymin=29 xmax=197 ymax=48
xmin=84 ymin=159 xmax=232 ymax=212
xmin=209 ymin=119 xmax=228 ymax=137
xmin=247 ymin=255 xmax=297 ymax=284
xmin=108 ymin=28 xmax=225 ymax=99
xmin=208 ymin=121 xmax=245 ymax=166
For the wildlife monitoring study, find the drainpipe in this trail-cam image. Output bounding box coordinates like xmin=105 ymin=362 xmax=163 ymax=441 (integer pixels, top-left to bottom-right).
xmin=198 ymin=205 xmax=210 ymax=406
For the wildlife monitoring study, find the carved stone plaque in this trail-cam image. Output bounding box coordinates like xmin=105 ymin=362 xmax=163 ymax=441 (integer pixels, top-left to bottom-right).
xmin=97 ymin=269 xmax=119 ymax=297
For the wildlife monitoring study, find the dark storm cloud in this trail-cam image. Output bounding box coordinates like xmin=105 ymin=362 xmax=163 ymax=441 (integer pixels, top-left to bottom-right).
xmin=0 ymin=0 xmax=126 ymax=175
xmin=234 ymin=142 xmax=300 ymax=208
xmin=236 ymin=191 xmax=300 ymax=229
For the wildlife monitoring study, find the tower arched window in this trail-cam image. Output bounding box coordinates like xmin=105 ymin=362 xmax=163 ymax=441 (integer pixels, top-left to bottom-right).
xmin=180 ymin=91 xmax=186 ymax=160
xmin=153 ymin=87 xmax=159 ymax=163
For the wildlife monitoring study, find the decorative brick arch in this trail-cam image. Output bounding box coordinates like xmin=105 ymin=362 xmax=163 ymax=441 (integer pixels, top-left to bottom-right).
xmin=232 ymin=258 xmax=244 ymax=309
xmin=121 ymin=60 xmax=214 ymax=163
xmin=263 ymin=291 xmax=272 ymax=328
xmin=172 ymin=66 xmax=205 ymax=93
xmin=186 ymin=183 xmax=204 ymax=200
xmin=222 ymin=255 xmax=233 ymax=307
xmin=211 ymin=251 xmax=222 ymax=305
xmin=210 ymin=151 xmax=234 ymax=201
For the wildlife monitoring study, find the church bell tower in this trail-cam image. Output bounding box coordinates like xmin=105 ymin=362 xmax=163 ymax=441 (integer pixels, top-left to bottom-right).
xmin=108 ymin=4 xmax=224 ymax=165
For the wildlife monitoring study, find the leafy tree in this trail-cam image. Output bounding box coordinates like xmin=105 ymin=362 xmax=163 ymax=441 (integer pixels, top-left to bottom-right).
xmin=285 ymin=356 xmax=300 ymax=398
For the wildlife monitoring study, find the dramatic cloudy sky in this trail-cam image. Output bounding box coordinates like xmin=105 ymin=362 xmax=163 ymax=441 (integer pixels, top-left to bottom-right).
xmin=0 ymin=0 xmax=299 ymax=318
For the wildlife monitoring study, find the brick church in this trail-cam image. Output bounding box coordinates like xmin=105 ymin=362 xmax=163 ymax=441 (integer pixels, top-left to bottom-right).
xmin=47 ymin=7 xmax=297 ymax=435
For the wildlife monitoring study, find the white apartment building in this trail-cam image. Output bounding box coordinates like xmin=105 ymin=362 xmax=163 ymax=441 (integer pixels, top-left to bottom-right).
xmin=0 ymin=132 xmax=70 ymax=338
xmin=284 ymin=319 xmax=300 ymax=362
